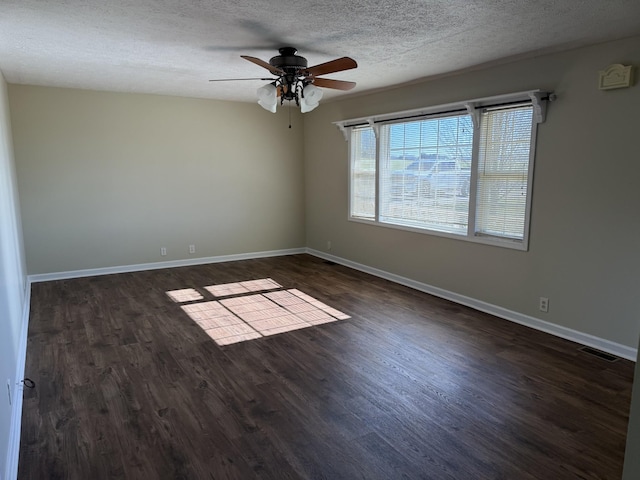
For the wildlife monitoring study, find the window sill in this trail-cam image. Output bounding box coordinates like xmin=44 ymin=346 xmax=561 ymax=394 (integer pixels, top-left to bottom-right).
xmin=348 ymin=216 xmax=529 ymax=251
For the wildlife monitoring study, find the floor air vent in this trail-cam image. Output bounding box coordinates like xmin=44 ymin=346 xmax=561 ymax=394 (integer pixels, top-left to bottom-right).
xmin=579 ymin=346 xmax=619 ymax=362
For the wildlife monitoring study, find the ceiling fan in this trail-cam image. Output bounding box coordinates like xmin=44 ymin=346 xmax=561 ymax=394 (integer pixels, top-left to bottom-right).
xmin=210 ymin=47 xmax=357 ymax=113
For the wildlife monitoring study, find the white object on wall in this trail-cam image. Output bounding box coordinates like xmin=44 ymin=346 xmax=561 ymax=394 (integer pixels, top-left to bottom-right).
xmin=598 ymin=64 xmax=634 ymax=90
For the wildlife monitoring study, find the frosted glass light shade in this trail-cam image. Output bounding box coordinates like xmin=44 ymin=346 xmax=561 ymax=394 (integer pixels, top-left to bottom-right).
xmin=300 ymin=84 xmax=323 ymax=113
xmin=257 ymin=83 xmax=277 ymax=113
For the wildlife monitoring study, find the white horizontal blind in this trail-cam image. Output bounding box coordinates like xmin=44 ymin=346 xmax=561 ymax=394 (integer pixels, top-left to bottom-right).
xmin=476 ymin=105 xmax=534 ymax=241
xmin=379 ymin=115 xmax=473 ymax=234
xmin=349 ymin=126 xmax=376 ymax=220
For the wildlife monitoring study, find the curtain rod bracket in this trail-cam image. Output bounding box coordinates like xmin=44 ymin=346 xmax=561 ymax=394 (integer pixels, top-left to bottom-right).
xmin=529 ymin=91 xmax=549 ymax=123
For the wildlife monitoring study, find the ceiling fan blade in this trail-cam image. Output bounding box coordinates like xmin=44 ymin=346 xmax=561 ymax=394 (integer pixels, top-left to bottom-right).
xmin=209 ymin=77 xmax=273 ymax=82
xmin=240 ymin=55 xmax=284 ymax=75
xmin=312 ymin=78 xmax=356 ymax=91
xmin=304 ymin=57 xmax=357 ymax=77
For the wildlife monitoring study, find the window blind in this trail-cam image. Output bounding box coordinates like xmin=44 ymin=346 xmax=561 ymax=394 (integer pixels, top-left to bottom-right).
xmin=349 ymin=127 xmax=376 ymax=220
xmin=475 ymin=105 xmax=534 ymax=241
xmin=378 ymin=114 xmax=473 ymax=234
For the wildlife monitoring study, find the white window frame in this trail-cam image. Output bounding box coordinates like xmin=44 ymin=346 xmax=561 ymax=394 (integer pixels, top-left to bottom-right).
xmin=337 ymin=90 xmax=549 ymax=251
xmin=348 ymin=122 xmax=378 ymax=222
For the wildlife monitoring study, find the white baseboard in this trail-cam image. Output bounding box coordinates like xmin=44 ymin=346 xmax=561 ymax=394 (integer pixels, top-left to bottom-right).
xmin=28 ymin=248 xmax=306 ymax=283
xmin=5 ymin=281 xmax=31 ymax=480
xmin=25 ymin=246 xmax=637 ymax=361
xmin=306 ymin=248 xmax=637 ymax=362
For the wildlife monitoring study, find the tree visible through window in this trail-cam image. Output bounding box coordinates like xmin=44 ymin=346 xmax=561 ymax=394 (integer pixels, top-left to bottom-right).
xmin=476 ymin=106 xmax=533 ymax=240
xmin=379 ymin=114 xmax=473 ymax=235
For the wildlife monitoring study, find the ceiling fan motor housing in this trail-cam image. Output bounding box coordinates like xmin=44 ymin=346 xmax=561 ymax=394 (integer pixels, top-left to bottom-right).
xmin=270 ymin=47 xmax=309 ymax=102
xmin=270 ymin=47 xmax=308 ymax=72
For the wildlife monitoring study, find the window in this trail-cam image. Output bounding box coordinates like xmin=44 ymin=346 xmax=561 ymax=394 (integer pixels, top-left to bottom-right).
xmin=379 ymin=114 xmax=473 ymax=235
xmin=349 ymin=127 xmax=376 ymax=220
xmin=342 ymin=91 xmax=547 ymax=250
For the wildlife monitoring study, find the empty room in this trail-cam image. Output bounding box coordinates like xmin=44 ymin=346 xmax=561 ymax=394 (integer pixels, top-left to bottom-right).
xmin=1 ymin=1 xmax=640 ymax=479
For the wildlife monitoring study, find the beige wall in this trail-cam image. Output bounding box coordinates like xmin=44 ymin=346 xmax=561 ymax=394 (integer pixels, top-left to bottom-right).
xmin=9 ymin=86 xmax=305 ymax=274
xmin=0 ymin=72 xmax=27 ymax=478
xmin=304 ymin=35 xmax=640 ymax=348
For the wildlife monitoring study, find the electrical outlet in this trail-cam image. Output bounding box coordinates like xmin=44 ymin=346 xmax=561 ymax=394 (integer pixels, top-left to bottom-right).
xmin=6 ymin=379 xmax=11 ymax=406
xmin=327 ymin=241 xmax=332 ymax=250
xmin=539 ymin=297 xmax=549 ymax=312
xmin=189 ymin=245 xmax=195 ymax=254
xmin=160 ymin=247 xmax=167 ymax=256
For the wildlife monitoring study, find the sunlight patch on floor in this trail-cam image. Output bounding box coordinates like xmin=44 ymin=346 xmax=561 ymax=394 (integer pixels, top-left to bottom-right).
xmin=204 ymin=278 xmax=282 ymax=297
xmin=166 ymin=288 xmax=204 ymax=302
xmin=168 ymin=279 xmax=349 ymax=346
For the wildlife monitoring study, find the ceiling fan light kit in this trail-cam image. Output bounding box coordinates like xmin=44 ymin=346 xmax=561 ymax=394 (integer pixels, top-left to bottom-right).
xmin=212 ymin=47 xmax=357 ymax=114
xmin=257 ymin=83 xmax=278 ymax=112
xmin=299 ymin=84 xmax=323 ymax=113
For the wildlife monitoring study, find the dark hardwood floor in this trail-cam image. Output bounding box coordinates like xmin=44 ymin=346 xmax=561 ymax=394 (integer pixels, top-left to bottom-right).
xmin=18 ymin=254 xmax=634 ymax=479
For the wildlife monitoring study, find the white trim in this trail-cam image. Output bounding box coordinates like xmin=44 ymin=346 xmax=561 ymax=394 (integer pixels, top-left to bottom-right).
xmin=28 ymin=248 xmax=306 ymax=283
xmin=306 ymin=248 xmax=637 ymax=362
xmin=348 ymin=215 xmax=527 ymax=251
xmin=5 ymin=281 xmax=31 ymax=480
xmin=332 ymin=89 xmax=549 ymax=129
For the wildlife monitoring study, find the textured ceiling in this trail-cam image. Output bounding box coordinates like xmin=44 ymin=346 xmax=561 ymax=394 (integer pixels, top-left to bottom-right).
xmin=1 ymin=0 xmax=640 ymax=103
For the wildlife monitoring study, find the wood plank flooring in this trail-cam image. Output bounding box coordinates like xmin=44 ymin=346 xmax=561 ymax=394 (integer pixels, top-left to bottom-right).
xmin=18 ymin=254 xmax=634 ymax=479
